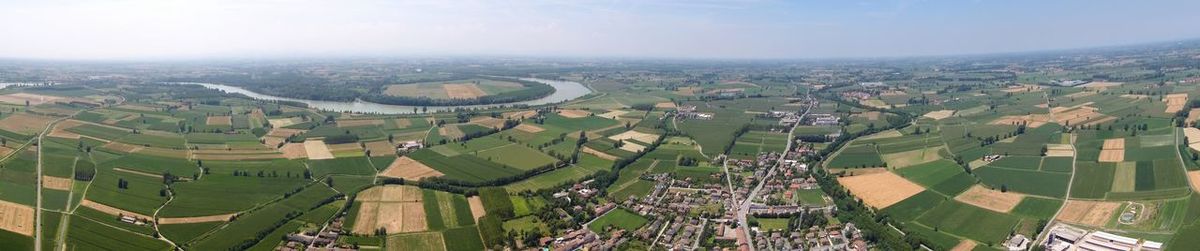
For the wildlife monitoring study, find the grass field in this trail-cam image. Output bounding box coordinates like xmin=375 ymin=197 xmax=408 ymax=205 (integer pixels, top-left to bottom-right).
xmin=408 ymin=149 xmax=524 ymax=183
xmin=65 ymin=215 xmax=170 ymax=251
xmin=975 ymin=166 xmax=1070 ymax=198
xmin=1011 ymin=197 xmax=1063 ymax=219
xmin=587 ymin=208 xmax=648 ymax=233
xmin=189 ymin=184 xmax=338 ymax=250
xmin=915 ymin=200 xmax=1021 ymax=244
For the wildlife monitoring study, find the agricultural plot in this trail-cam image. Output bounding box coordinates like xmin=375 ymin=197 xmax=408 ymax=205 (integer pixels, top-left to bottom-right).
xmin=587 ymin=208 xmax=648 ymax=233
xmin=838 ymin=171 xmax=925 ymax=209
xmin=915 ymin=200 xmax=1021 ymax=244
xmin=975 ymin=166 xmax=1070 ymax=198
xmin=189 ymin=184 xmax=338 ymax=250
xmin=64 ymin=215 xmax=171 ymax=251
xmin=308 ymin=156 xmax=379 ymax=179
xmin=421 ymin=190 xmax=475 ymax=230
xmin=159 ymin=169 xmax=309 ymax=217
xmin=826 ymin=144 xmax=884 ymax=168
xmin=505 ymin=155 xmax=612 ymax=193
xmin=893 ymin=159 xmax=974 ymax=196
xmin=379 ymin=156 xmax=444 ymax=180
xmin=350 ymin=185 xmax=428 ymax=234
xmin=407 ymin=149 xmax=524 ymax=183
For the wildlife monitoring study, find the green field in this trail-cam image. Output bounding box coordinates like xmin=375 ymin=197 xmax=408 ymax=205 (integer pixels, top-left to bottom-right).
xmin=587 ymin=208 xmax=648 ymax=233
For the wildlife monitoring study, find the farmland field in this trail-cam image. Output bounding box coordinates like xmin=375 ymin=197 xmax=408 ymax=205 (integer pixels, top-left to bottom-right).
xmin=587 ymin=208 xmax=648 ymax=233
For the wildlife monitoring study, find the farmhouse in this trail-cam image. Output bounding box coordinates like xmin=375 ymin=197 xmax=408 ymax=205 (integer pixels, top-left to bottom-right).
xmin=806 ymin=113 xmax=840 ymax=126
xmin=398 ymin=140 xmax=423 ymax=151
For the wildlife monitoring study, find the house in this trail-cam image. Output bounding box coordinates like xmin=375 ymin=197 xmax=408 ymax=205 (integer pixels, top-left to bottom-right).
xmin=398 ymin=140 xmax=423 ymax=151
xmin=1004 ymin=234 xmax=1029 ymax=251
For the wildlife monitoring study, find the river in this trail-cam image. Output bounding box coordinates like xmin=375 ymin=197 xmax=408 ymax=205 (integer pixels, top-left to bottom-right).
xmin=183 ymin=78 xmax=591 ymax=114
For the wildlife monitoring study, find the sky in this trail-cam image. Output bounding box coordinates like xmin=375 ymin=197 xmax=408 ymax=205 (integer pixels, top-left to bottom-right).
xmin=1 ymin=0 xmax=1198 ymax=60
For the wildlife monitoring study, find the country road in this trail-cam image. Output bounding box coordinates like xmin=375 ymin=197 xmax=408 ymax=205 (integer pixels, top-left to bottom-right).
xmin=737 ymin=92 xmax=813 ymax=251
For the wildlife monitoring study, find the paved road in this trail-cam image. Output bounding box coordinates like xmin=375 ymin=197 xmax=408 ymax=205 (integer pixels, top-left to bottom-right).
xmin=737 ymin=95 xmax=813 ymax=251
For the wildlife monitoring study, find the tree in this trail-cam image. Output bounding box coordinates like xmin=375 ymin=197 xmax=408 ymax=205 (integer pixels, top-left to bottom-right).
xmin=325 ymin=177 xmax=334 ymax=187
xmin=1000 ymin=184 xmax=1008 ymax=193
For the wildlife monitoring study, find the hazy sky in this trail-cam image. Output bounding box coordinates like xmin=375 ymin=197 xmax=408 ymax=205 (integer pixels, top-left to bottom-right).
xmin=2 ymin=0 xmax=1198 ymax=60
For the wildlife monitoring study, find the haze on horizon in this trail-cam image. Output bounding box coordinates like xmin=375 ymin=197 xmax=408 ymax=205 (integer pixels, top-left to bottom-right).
xmin=2 ymin=0 xmax=1198 ymax=60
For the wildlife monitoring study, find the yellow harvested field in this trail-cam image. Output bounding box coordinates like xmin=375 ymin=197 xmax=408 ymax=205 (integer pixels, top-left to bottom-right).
xmin=470 ymin=116 xmax=506 ymax=129
xmin=0 ymin=146 xmax=13 ymax=159
xmin=1099 ymin=149 xmax=1124 ymax=162
xmin=304 ymin=140 xmax=335 ymax=160
xmin=379 ymin=156 xmax=444 ymax=180
xmin=674 ymin=86 xmax=700 ymax=96
xmin=502 ymin=110 xmax=538 ymax=119
xmin=916 ymin=110 xmax=955 ymax=120
xmin=266 ymin=128 xmax=305 ymax=138
xmin=558 ymin=109 xmax=591 ymax=118
xmin=443 ymin=83 xmax=487 ymax=99
xmin=351 ymin=186 xmax=427 ymax=234
xmin=80 ymin=200 xmax=152 ymax=219
xmin=1049 ymin=104 xmax=1106 ymax=124
xmin=654 ymin=102 xmax=677 ymax=109
xmin=950 ymin=240 xmax=977 ymax=251
xmin=364 ymin=141 xmax=396 ymax=155
xmin=158 ymin=213 xmax=236 ymax=224
xmin=581 ymin=147 xmax=619 ymax=160
xmin=1103 ymin=138 xmax=1125 ymax=149
xmin=1045 ymin=144 xmax=1074 ymax=157
xmin=1099 ymin=138 xmax=1125 ymax=162
xmin=1164 ymin=93 xmax=1188 ymax=113
xmin=854 ymin=111 xmax=881 ymax=120
xmin=102 ymin=142 xmax=145 ymax=153
xmin=337 ymin=119 xmax=384 ymax=128
xmin=1002 ymin=85 xmax=1042 ymax=93
xmin=837 ymin=171 xmax=924 ymax=209
xmin=0 ymin=113 xmax=57 ymax=135
xmin=1188 ymin=171 xmax=1200 ymax=193
xmin=280 ymin=143 xmax=307 ymax=159
xmin=392 ymin=118 xmax=413 ymax=128
xmin=268 ymin=117 xmax=300 ymax=128
xmin=1119 ymin=94 xmax=1150 ymax=100
xmin=1188 ymin=109 xmax=1200 ymax=125
xmin=467 ymin=196 xmax=486 ymax=221
xmin=608 ymin=130 xmax=659 ymax=144
xmin=1186 ymin=128 xmax=1200 ymax=152
xmin=860 ymin=130 xmax=902 ymax=140
xmin=47 ymin=119 xmax=85 ymax=140
xmin=954 ymin=185 xmax=1024 ymax=213
xmin=1062 ymin=91 xmax=1097 ymax=99
xmin=41 ymin=175 xmax=72 ymax=191
xmin=438 ymin=125 xmax=464 ymax=139
xmin=0 ymin=200 xmax=34 ymax=236
xmin=0 ymin=92 xmax=71 ymax=106
xmin=618 ymin=142 xmax=646 ymax=153
xmin=1056 ymin=200 xmax=1120 ymax=227
xmin=514 ymin=123 xmax=545 ymax=133
xmin=990 ymin=114 xmax=1051 ymax=128
xmin=206 ymin=116 xmax=232 ymax=126
xmin=597 ymin=110 xmax=628 ymax=119
xmin=327 ymin=142 xmax=362 ymax=152
xmin=1080 ymin=81 xmax=1122 ymax=89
